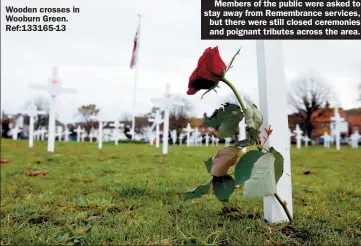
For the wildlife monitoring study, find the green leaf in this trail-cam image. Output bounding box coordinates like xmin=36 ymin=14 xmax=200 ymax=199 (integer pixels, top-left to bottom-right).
xmin=243 ymin=152 xmax=277 ymax=199
xmin=204 ymin=157 xmax=212 ymax=173
xmin=234 ymin=139 xmax=249 ymax=148
xmin=184 ymin=181 xmax=211 ymax=201
xmin=211 ymin=147 xmax=240 ymax=177
xmin=235 ymin=150 xmax=264 ymax=185
xmin=270 ymin=147 xmax=284 ymax=184
xmin=217 ymin=110 xmax=244 ymax=138
xmin=203 ymin=103 xmax=244 ymax=138
xmin=212 ymin=175 xmax=235 ymax=202
xmin=245 ymin=104 xmax=263 ymax=130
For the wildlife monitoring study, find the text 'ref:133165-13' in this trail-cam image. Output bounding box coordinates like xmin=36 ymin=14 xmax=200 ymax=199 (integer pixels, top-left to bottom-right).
xmin=6 ymin=24 xmax=66 ymax=32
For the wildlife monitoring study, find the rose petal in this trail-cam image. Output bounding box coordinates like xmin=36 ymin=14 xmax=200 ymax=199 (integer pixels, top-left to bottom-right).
xmin=187 ymin=87 xmax=199 ymax=95
xmin=209 ymin=46 xmax=227 ymax=76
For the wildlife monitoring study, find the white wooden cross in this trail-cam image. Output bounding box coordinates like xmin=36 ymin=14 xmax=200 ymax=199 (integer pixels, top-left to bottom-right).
xmin=110 ymin=120 xmax=124 ymax=145
xmin=74 ymin=126 xmax=83 ymax=143
xmin=256 ymin=40 xmax=293 ymax=223
xmin=211 ymin=135 xmax=215 ymax=146
xmin=151 ymin=83 xmax=185 ymax=155
xmin=183 ymin=123 xmax=194 ymax=147
xmin=215 ymin=137 xmax=219 ymax=146
xmin=198 ymin=135 xmax=203 ymax=146
xmin=63 ymin=127 xmax=71 ymax=142
xmin=90 ymin=112 xmax=107 ymax=149
xmin=323 ymin=132 xmax=331 ymax=148
xmin=303 ymin=135 xmax=311 ymax=147
xmin=350 ymin=130 xmax=360 ymax=149
xmin=40 ymin=127 xmax=47 ymax=140
xmin=179 ymin=133 xmax=184 ymax=146
xmin=89 ymin=127 xmax=95 ymax=143
xmin=224 ymin=137 xmax=231 ymax=147
xmin=56 ymin=126 xmax=63 ymax=141
xmin=23 ymin=102 xmax=46 ymax=148
xmin=171 ymin=129 xmax=177 ymax=145
xmin=194 ymin=128 xmax=199 ymax=146
xmin=293 ymin=124 xmax=303 ymax=150
xmin=81 ymin=129 xmax=87 ymax=142
xmin=205 ymin=133 xmax=210 ymax=147
xmin=34 ymin=129 xmax=40 ymax=141
xmin=330 ymin=107 xmax=344 ymax=151
xmin=11 ymin=124 xmax=21 ymax=140
xmin=28 ymin=66 xmax=77 ymax=152
xmin=148 ymin=110 xmax=163 ymax=148
xmin=147 ymin=127 xmax=155 ymax=145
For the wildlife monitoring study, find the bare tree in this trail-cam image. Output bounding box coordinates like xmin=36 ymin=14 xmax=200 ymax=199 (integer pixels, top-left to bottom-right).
xmin=169 ymin=95 xmax=194 ymax=119
xmin=288 ymin=71 xmax=333 ymax=137
xmin=77 ymin=104 xmax=99 ymax=123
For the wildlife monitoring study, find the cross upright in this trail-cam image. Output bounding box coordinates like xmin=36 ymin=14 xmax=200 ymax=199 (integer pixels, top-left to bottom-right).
xmin=179 ymin=133 xmax=184 ymax=146
xmin=194 ymin=128 xmax=199 ymax=146
xmin=323 ymin=132 xmax=331 ymax=148
xmin=110 ymin=120 xmax=124 ymax=145
xmin=151 ymin=83 xmax=185 ymax=154
xmin=303 ymin=135 xmax=311 ymax=147
xmin=28 ymin=66 xmax=77 ymax=152
xmin=56 ymin=126 xmax=63 ymax=141
xmin=90 ymin=111 xmax=108 ymax=149
xmin=205 ymin=133 xmax=210 ymax=147
xmin=171 ymin=129 xmax=177 ymax=145
xmin=63 ymin=127 xmax=71 ymax=142
xmin=256 ymin=40 xmax=293 ymax=223
xmin=330 ymin=107 xmax=344 ymax=151
xmin=293 ymin=124 xmax=303 ymax=149
xmin=73 ymin=126 xmax=84 ymax=143
xmin=350 ymin=130 xmax=360 ymax=149
xmin=183 ymin=123 xmax=194 ymax=147
xmin=148 ymin=110 xmax=163 ymax=148
xmin=23 ymin=102 xmax=46 ymax=148
xmin=40 ymin=127 xmax=47 ymax=141
xmin=147 ymin=127 xmax=155 ymax=145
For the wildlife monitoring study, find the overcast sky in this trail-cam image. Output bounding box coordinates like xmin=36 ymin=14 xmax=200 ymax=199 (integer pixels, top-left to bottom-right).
xmin=1 ymin=0 xmax=361 ymax=123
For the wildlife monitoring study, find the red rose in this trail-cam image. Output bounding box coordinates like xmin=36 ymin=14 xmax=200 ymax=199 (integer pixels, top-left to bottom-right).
xmin=187 ymin=46 xmax=227 ymax=95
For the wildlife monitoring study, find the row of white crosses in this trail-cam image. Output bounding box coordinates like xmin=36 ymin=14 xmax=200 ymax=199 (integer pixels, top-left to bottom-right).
xmin=29 ymin=66 xmax=78 ymax=152
xmin=22 ymin=101 xmax=75 ymax=147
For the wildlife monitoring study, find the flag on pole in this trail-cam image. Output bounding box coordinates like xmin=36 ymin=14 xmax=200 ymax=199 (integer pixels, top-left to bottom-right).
xmin=130 ymin=24 xmax=140 ymax=69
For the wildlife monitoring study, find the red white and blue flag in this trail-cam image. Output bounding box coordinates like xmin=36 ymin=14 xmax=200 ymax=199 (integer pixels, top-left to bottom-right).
xmin=130 ymin=25 xmax=139 ymax=69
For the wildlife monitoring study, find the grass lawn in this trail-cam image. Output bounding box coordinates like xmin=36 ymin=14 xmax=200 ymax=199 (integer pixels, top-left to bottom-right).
xmin=1 ymin=139 xmax=361 ymax=245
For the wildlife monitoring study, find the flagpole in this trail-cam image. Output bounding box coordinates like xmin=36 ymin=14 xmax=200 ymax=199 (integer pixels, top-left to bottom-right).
xmin=131 ymin=14 xmax=141 ymax=140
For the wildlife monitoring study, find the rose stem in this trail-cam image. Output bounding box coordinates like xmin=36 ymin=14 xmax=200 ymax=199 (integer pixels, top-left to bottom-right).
xmin=220 ymin=77 xmax=247 ymax=114
xmin=274 ymin=193 xmax=293 ymax=223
